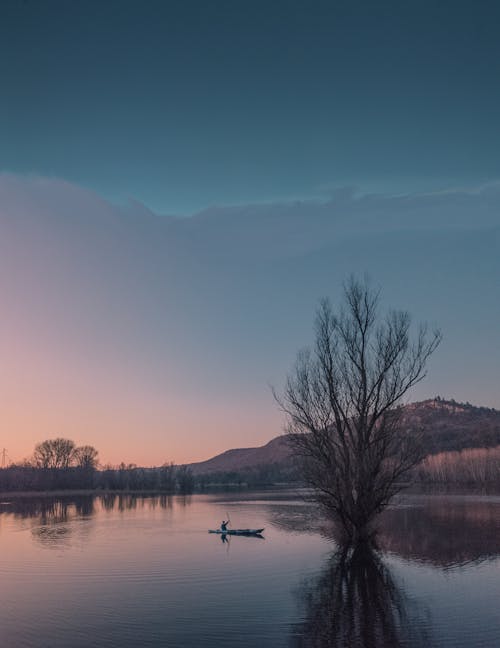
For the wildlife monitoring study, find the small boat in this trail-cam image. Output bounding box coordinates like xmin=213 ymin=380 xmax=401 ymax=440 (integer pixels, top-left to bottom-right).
xmin=208 ymin=528 xmax=264 ymax=536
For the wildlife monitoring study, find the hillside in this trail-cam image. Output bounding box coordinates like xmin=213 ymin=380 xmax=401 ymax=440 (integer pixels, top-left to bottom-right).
xmin=404 ymin=398 xmax=500 ymax=453
xmin=188 ymin=399 xmax=500 ymax=476
xmin=189 ymin=435 xmax=291 ymax=476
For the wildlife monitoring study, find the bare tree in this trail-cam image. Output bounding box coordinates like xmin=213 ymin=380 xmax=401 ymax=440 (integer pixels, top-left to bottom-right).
xmin=33 ymin=438 xmax=76 ymax=469
xmin=176 ymin=465 xmax=195 ymax=494
xmin=74 ymin=445 xmax=99 ymax=470
xmin=159 ymin=462 xmax=176 ymax=492
xmin=277 ymin=277 xmax=441 ymax=544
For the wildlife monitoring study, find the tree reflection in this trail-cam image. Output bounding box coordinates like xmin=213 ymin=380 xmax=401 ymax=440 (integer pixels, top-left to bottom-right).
xmin=269 ymin=494 xmax=500 ymax=569
xmin=100 ymin=493 xmax=117 ymax=511
xmin=293 ymin=542 xmax=430 ymax=647
xmin=0 ymin=493 xmax=188 ymax=549
xmin=30 ymin=499 xmax=72 ymax=549
xmin=107 ymin=493 xmax=178 ymax=512
xmin=0 ymin=493 xmax=183 ymax=520
xmin=75 ymin=496 xmax=95 ymax=518
xmin=159 ymin=494 xmax=174 ymax=509
xmin=378 ymin=496 xmax=500 ymax=568
xmin=3 ymin=497 xmax=71 ymax=521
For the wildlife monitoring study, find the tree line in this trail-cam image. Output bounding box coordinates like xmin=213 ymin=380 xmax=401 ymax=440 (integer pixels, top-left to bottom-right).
xmin=0 ymin=437 xmax=194 ymax=494
xmin=415 ymin=446 xmax=500 ymax=485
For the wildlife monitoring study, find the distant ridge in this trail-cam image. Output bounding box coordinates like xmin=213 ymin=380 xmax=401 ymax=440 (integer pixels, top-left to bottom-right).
xmin=188 ymin=399 xmax=500 ymax=476
xmin=189 ymin=436 xmax=291 ymax=475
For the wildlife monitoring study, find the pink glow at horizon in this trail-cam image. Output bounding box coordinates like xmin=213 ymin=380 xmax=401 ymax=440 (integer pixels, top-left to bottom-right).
xmin=0 ymin=330 xmax=282 ymax=465
xmin=0 ymin=338 xmax=282 ymax=465
xmin=2 ymin=401 xmax=281 ymax=467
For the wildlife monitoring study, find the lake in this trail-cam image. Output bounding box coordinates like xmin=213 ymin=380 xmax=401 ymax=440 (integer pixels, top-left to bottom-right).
xmin=1 ymin=490 xmax=499 ymax=647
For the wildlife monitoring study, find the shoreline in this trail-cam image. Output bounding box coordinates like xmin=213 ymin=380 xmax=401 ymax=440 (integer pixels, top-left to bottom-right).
xmin=0 ymin=489 xmax=181 ymax=499
xmin=1 ymin=482 xmax=499 ymax=500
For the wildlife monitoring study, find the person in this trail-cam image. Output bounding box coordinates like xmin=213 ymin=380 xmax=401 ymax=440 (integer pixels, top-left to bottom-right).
xmin=221 ymin=519 xmax=229 ymax=532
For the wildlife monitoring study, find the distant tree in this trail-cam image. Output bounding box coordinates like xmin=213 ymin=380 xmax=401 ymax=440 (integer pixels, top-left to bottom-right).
xmin=73 ymin=445 xmax=99 ymax=488
xmin=159 ymin=462 xmax=176 ymax=492
xmin=74 ymin=445 xmax=99 ymax=470
xmin=33 ymin=438 xmax=76 ymax=469
xmin=176 ymin=465 xmax=195 ymax=494
xmin=117 ymin=462 xmax=135 ymax=490
xmin=277 ymin=277 xmax=441 ymax=544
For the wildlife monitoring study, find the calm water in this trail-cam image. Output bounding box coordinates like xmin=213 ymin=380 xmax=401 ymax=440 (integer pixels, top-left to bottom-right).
xmin=0 ymin=490 xmax=499 ymax=647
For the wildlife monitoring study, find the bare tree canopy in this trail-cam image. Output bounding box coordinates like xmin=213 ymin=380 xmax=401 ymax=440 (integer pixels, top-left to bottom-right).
xmin=33 ymin=438 xmax=99 ymax=472
xmin=33 ymin=438 xmax=76 ymax=469
xmin=74 ymin=445 xmax=99 ymax=470
xmin=277 ymin=277 xmax=441 ymax=544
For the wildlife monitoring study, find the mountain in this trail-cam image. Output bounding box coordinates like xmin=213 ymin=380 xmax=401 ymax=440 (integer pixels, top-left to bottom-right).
xmin=189 ymin=435 xmax=291 ymax=476
xmin=403 ymin=398 xmax=500 ymax=454
xmin=188 ymin=399 xmax=500 ymax=476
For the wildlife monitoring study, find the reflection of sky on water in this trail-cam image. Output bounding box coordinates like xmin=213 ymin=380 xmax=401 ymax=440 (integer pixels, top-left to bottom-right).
xmin=0 ymin=491 xmax=499 ymax=647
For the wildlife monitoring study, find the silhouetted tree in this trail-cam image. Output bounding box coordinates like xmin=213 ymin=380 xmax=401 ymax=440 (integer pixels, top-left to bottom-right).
xmin=74 ymin=445 xmax=99 ymax=470
xmin=277 ymin=277 xmax=441 ymax=543
xmin=176 ymin=465 xmax=195 ymax=494
xmin=73 ymin=445 xmax=99 ymax=488
xmin=33 ymin=438 xmax=76 ymax=469
xmin=159 ymin=462 xmax=176 ymax=491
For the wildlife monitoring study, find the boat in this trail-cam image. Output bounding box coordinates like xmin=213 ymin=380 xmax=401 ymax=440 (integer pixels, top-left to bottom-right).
xmin=208 ymin=528 xmax=264 ymax=536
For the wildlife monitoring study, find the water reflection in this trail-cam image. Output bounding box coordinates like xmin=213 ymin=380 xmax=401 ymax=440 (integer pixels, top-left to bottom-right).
xmin=268 ymin=494 xmax=500 ymax=568
xmin=0 ymin=491 xmax=499 ymax=647
xmin=100 ymin=492 xmax=118 ymax=511
xmin=0 ymin=494 xmax=185 ymax=549
xmin=0 ymin=494 xmax=181 ymax=519
xmin=292 ymin=543 xmax=430 ymax=648
xmin=378 ymin=496 xmax=500 ymax=568
xmin=4 ymin=491 xmax=498 ymax=567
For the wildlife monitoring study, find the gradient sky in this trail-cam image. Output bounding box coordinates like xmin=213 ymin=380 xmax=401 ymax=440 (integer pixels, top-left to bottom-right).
xmin=0 ymin=1 xmax=499 ymax=465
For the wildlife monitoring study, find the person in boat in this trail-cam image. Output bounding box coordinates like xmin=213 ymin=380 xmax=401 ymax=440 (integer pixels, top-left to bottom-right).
xmin=220 ymin=519 xmax=229 ymax=532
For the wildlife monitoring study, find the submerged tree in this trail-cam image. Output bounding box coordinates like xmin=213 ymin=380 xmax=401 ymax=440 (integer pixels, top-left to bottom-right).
xmin=277 ymin=277 xmax=441 ymax=543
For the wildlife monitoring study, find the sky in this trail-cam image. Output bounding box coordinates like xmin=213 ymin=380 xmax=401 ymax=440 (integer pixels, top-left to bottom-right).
xmin=0 ymin=1 xmax=499 ymax=465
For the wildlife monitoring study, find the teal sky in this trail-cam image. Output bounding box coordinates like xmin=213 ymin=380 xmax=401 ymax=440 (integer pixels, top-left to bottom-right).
xmin=1 ymin=0 xmax=500 ymax=213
